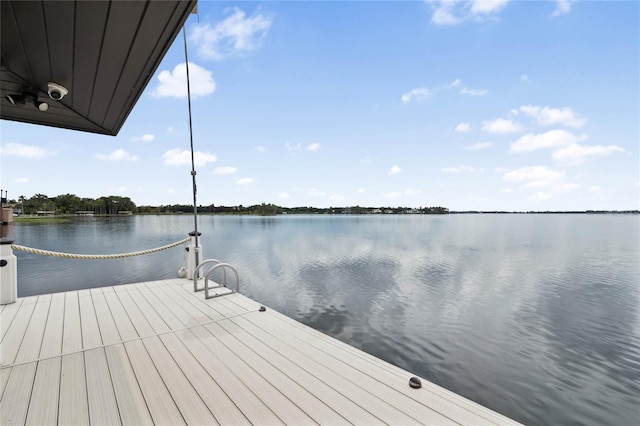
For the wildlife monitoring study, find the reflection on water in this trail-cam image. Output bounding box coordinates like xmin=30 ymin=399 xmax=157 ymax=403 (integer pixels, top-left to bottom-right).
xmin=8 ymin=214 xmax=640 ymax=425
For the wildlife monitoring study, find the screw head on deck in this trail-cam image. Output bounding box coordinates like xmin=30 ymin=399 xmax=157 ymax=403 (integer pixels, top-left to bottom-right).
xmin=409 ymin=376 xmax=422 ymax=389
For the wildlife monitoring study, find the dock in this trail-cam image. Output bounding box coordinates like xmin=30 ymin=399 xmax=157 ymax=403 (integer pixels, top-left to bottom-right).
xmin=1 ymin=278 xmax=520 ymax=425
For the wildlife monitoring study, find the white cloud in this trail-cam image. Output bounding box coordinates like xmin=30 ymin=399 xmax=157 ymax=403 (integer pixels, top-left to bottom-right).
xmin=455 ymin=122 xmax=471 ymax=132
xmin=387 ymin=192 xmax=402 ymax=198
xmin=309 ymin=188 xmax=326 ymax=197
xmin=465 ymin=142 xmax=492 ymax=150
xmin=167 ymin=126 xmax=174 ymax=133
xmin=132 ymin=133 xmax=155 ymax=142
xmin=190 ymin=7 xmax=272 ymax=60
xmin=278 ymin=192 xmax=290 ymax=199
xmin=360 ymin=156 xmax=373 ymax=164
xmin=212 ymin=166 xmax=238 ymax=175
xmin=461 ymin=87 xmax=488 ymax=96
xmin=401 ymin=88 xmax=430 ymax=104
xmin=509 ymin=129 xmax=587 ymax=153
xmin=503 ymin=165 xmax=581 ymax=201
xmin=519 ymin=105 xmax=586 ymax=128
xmin=503 ymin=166 xmax=565 ymax=189
xmin=286 ymin=142 xmax=302 ymax=151
xmin=388 ymin=166 xmax=403 ymax=175
xmin=441 ymin=165 xmax=475 ymax=173
xmin=357 ymin=188 xmax=366 ymax=193
xmin=94 ymin=149 xmax=138 ymax=162
xmin=520 ymin=74 xmax=529 ymax=82
xmin=14 ymin=177 xmax=29 ymax=184
xmin=552 ymin=144 xmax=625 ymax=165
xmin=255 ymin=145 xmax=266 ymax=153
xmin=482 ymin=118 xmax=522 ymax=134
xmin=448 ymin=79 xmax=462 ymax=88
xmin=428 ymin=0 xmax=509 ymax=26
xmin=162 ymin=148 xmax=217 ymax=167
xmin=589 ymin=185 xmax=601 ymax=192
xmin=1 ymin=142 xmax=56 ymax=158
xmin=552 ymin=0 xmax=574 ymax=17
xmin=307 ymin=143 xmax=321 ymax=151
xmin=153 ymin=62 xmax=215 ymax=98
xmin=330 ymin=194 xmax=345 ymax=202
xmin=109 ymin=186 xmax=129 ymax=194
xmin=404 ymin=189 xmax=422 ymax=195
xmin=237 ymin=177 xmax=255 ymax=185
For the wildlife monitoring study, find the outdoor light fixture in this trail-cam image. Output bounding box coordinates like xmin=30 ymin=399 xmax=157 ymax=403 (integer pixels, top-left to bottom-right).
xmin=5 ymin=94 xmax=25 ymax=105
xmin=4 ymin=91 xmax=48 ymax=112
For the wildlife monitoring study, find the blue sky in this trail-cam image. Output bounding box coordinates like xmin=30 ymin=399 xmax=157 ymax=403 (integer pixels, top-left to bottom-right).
xmin=2 ymin=0 xmax=639 ymax=211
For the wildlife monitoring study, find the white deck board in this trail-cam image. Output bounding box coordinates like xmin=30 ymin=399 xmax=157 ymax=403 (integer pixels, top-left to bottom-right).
xmin=104 ymin=343 xmax=154 ymax=425
xmin=14 ymin=294 xmax=51 ymax=364
xmin=58 ymin=352 xmax=89 ymax=425
xmin=62 ymin=291 xmax=83 ymax=353
xmin=25 ymin=357 xmax=61 ymax=425
xmin=85 ymin=347 xmax=122 ymax=425
xmin=1 ymin=298 xmax=36 ymax=365
xmin=123 ymin=338 xmax=185 ymax=425
xmin=174 ymin=327 xmax=285 ymax=425
xmin=1 ymin=298 xmax=24 ymax=341
xmin=39 ymin=293 xmax=65 ymax=358
xmin=90 ymin=288 xmax=121 ymax=346
xmin=142 ymin=336 xmax=219 ymax=425
xmin=0 ymin=278 xmax=520 ymax=425
xmin=112 ymin=285 xmax=156 ymax=337
xmin=0 ymin=362 xmax=37 ymax=425
xmin=78 ymin=291 xmax=102 ymax=349
xmin=118 ymin=284 xmax=171 ymax=334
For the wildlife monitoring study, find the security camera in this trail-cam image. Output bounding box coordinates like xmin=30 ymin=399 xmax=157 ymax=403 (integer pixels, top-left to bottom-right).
xmin=47 ymin=82 xmax=68 ymax=100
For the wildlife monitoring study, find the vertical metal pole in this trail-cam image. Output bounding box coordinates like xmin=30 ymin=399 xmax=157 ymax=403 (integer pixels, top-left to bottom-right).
xmin=183 ymin=27 xmax=200 ymax=273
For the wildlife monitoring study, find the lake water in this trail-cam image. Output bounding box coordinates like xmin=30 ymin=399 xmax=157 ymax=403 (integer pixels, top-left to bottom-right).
xmin=5 ymin=214 xmax=640 ymax=425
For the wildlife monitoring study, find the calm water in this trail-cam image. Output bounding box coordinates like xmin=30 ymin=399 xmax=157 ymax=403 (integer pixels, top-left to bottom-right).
xmin=6 ymin=214 xmax=640 ymax=425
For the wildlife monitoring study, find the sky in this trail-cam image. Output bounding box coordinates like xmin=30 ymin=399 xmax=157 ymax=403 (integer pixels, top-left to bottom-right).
xmin=1 ymin=0 xmax=639 ymax=211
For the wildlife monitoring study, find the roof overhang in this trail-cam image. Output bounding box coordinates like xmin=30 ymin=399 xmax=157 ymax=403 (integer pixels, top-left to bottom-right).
xmin=1 ymin=0 xmax=196 ymax=136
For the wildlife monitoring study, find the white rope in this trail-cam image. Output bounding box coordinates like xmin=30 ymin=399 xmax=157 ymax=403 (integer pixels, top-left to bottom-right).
xmin=11 ymin=237 xmax=190 ymax=260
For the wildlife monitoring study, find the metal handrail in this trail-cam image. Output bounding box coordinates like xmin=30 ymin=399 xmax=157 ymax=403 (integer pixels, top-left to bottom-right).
xmin=204 ymin=263 xmax=239 ymax=299
xmin=192 ymin=258 xmax=224 ymax=292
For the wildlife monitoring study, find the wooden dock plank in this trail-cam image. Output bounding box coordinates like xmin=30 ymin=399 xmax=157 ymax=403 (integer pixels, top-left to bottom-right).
xmin=174 ymin=327 xmax=284 ymax=425
xmin=133 ymin=284 xmax=185 ymax=331
xmin=15 ymin=294 xmax=51 ymax=364
xmin=78 ymin=291 xmax=102 ymax=349
xmin=112 ymin=285 xmax=156 ymax=337
xmin=142 ymin=335 xmax=219 ymax=425
xmin=84 ymin=348 xmax=121 ymax=425
xmin=1 ymin=298 xmax=24 ymax=341
xmin=90 ymin=288 xmax=121 ymax=346
xmin=145 ymin=282 xmax=217 ymax=326
xmin=164 ymin=282 xmax=235 ymax=319
xmin=123 ymin=339 xmax=185 ymax=425
xmin=58 ymin=352 xmax=89 ymax=425
xmin=0 ymin=362 xmax=37 ymax=425
xmin=25 ymin=357 xmax=61 ymax=425
xmin=262 ymin=306 xmax=516 ymax=425
xmin=119 ymin=285 xmax=171 ymax=334
xmin=191 ymin=324 xmax=315 ymax=425
xmin=1 ymin=299 xmax=36 ymax=365
xmin=211 ymin=320 xmax=356 ymax=425
xmin=39 ymin=293 xmax=65 ymax=358
xmin=158 ymin=332 xmax=251 ymax=425
xmin=102 ymin=287 xmax=139 ymax=341
xmin=62 ymin=291 xmax=83 ymax=354
xmin=105 ymin=343 xmax=154 ymax=425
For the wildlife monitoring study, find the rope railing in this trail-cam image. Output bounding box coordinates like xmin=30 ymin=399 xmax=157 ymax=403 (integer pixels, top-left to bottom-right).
xmin=10 ymin=237 xmax=190 ymax=260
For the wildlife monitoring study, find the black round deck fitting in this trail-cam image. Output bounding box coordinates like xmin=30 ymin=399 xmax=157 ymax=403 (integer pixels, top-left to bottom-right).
xmin=259 ymin=306 xmax=266 ymax=312
xmin=409 ymin=376 xmax=422 ymax=389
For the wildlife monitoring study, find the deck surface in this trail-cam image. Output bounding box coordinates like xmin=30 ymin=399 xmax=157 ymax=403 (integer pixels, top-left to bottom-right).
xmin=1 ymin=278 xmax=520 ymax=425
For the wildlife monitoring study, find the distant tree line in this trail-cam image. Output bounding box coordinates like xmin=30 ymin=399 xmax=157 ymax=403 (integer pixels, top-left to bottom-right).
xmin=7 ymin=194 xmax=450 ymax=216
xmin=9 ymin=194 xmax=136 ymax=215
